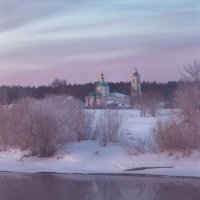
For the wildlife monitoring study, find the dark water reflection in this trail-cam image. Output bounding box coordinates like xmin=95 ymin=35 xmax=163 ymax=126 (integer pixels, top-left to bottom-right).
xmin=0 ymin=173 xmax=200 ymax=200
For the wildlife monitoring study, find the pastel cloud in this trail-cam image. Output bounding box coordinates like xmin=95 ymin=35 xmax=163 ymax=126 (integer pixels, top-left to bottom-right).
xmin=0 ymin=0 xmax=200 ymax=85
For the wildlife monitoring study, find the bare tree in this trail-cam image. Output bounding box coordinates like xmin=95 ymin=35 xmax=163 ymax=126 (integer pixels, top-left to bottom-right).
xmin=152 ymin=61 xmax=200 ymax=154
xmin=74 ymin=110 xmax=94 ymax=142
xmin=41 ymin=95 xmax=94 ymax=143
xmin=173 ymin=60 xmax=200 ymax=121
xmin=173 ymin=83 xmax=200 ymax=122
xmin=95 ymin=109 xmax=122 ymax=147
xmin=0 ymin=87 xmax=8 ymax=105
xmin=136 ymin=91 xmax=163 ymax=117
xmin=123 ymin=137 xmax=147 ymax=155
xmin=180 ymin=60 xmax=200 ymax=82
xmin=146 ymin=91 xmax=163 ymax=117
xmin=51 ymin=79 xmax=68 ymax=88
xmin=134 ymin=96 xmax=147 ymax=117
xmin=0 ymin=110 xmax=12 ymax=148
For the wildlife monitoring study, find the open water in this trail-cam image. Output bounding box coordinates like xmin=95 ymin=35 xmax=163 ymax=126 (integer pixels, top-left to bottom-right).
xmin=0 ymin=172 xmax=200 ymax=200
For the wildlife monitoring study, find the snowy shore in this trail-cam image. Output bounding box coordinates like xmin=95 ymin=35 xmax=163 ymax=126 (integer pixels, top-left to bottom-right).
xmin=1 ymin=141 xmax=200 ymax=178
xmin=1 ymin=109 xmax=200 ymax=178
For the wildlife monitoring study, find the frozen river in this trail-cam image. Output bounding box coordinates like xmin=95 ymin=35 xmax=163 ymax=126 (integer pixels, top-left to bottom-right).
xmin=0 ymin=172 xmax=200 ymax=200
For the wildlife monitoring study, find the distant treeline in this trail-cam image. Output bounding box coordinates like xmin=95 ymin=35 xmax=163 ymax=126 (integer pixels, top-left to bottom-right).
xmin=0 ymin=80 xmax=178 ymax=104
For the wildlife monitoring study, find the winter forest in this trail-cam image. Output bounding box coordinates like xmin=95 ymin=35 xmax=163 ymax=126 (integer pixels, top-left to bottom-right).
xmin=0 ymin=80 xmax=177 ymax=105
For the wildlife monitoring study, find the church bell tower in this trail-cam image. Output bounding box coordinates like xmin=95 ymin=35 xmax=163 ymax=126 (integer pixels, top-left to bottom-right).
xmin=131 ymin=68 xmax=142 ymax=105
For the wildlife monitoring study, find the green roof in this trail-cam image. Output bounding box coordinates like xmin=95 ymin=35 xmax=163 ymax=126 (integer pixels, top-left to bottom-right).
xmin=96 ymin=82 xmax=109 ymax=87
xmin=88 ymin=92 xmax=102 ymax=97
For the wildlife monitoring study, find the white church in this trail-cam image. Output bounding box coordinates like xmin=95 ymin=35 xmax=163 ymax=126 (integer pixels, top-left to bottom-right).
xmin=85 ymin=69 xmax=141 ymax=108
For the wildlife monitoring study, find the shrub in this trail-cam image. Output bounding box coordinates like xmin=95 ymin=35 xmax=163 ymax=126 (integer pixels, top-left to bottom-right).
xmin=152 ymin=65 xmax=200 ymax=154
xmin=0 ymin=95 xmax=94 ymax=157
xmin=44 ymin=95 xmax=94 ymax=142
xmin=23 ymin=101 xmax=65 ymax=156
xmin=152 ymin=118 xmax=200 ymax=153
xmin=74 ymin=110 xmax=94 ymax=142
xmin=136 ymin=91 xmax=163 ymax=117
xmin=0 ymin=110 xmax=13 ymax=147
xmin=123 ymin=137 xmax=147 ymax=155
xmin=173 ymin=83 xmax=200 ymax=121
xmin=95 ymin=109 xmax=122 ymax=146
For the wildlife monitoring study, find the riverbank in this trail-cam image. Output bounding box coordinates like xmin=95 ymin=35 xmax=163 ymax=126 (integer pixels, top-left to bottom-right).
xmin=0 ymin=109 xmax=200 ymax=178
xmin=1 ymin=140 xmax=200 ymax=178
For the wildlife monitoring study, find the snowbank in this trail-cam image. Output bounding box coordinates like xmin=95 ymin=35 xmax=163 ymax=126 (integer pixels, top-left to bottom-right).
xmin=1 ymin=141 xmax=200 ymax=178
xmin=0 ymin=109 xmax=200 ymax=178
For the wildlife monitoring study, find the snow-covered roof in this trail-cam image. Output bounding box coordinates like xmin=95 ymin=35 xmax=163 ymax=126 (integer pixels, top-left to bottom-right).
xmin=110 ymin=92 xmax=129 ymax=97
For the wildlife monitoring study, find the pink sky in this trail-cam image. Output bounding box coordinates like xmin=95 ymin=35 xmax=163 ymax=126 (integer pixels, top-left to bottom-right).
xmin=0 ymin=0 xmax=200 ymax=86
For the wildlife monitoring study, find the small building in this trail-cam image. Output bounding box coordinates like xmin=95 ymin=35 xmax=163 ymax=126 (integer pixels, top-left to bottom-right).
xmin=85 ymin=92 xmax=102 ymax=107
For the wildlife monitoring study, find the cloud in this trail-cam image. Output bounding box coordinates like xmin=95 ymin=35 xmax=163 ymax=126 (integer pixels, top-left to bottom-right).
xmin=0 ymin=0 xmax=200 ymax=85
xmin=0 ymin=0 xmax=85 ymax=32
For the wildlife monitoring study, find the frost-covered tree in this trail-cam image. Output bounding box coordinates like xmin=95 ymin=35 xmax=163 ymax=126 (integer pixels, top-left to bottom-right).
xmin=136 ymin=91 xmax=163 ymax=117
xmin=153 ymin=61 xmax=200 ymax=153
xmin=95 ymin=109 xmax=122 ymax=147
xmin=180 ymin=60 xmax=200 ymax=82
xmin=0 ymin=95 xmax=94 ymax=157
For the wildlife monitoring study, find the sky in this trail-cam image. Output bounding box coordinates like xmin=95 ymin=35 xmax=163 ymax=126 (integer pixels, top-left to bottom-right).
xmin=0 ymin=0 xmax=200 ymax=86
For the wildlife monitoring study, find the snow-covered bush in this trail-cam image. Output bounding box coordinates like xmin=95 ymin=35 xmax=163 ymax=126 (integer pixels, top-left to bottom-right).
xmin=3 ymin=97 xmax=72 ymax=156
xmin=0 ymin=95 xmax=94 ymax=157
xmin=0 ymin=109 xmax=13 ymax=148
xmin=135 ymin=91 xmax=163 ymax=117
xmin=45 ymin=95 xmax=94 ymax=142
xmin=173 ymin=83 xmax=200 ymax=122
xmin=146 ymin=91 xmax=163 ymax=117
xmin=134 ymin=96 xmax=147 ymax=117
xmin=74 ymin=110 xmax=94 ymax=142
xmin=152 ymin=63 xmax=200 ymax=154
xmin=0 ymin=98 xmax=32 ymax=148
xmin=123 ymin=138 xmax=147 ymax=155
xmin=95 ymin=109 xmax=122 ymax=147
xmin=42 ymin=95 xmax=81 ymax=142
xmin=152 ymin=118 xmax=200 ymax=153
xmin=21 ymin=101 xmax=64 ymax=156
